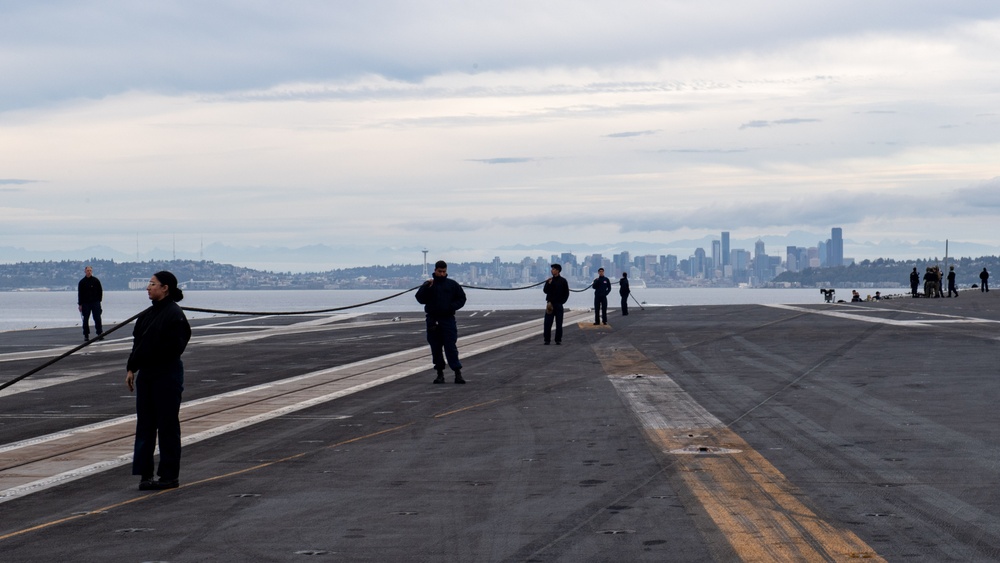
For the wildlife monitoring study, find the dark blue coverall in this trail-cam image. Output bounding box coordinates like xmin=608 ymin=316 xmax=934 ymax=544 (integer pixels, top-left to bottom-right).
xmin=415 ymin=273 xmax=467 ymax=373
xmin=127 ymin=299 xmax=191 ymax=481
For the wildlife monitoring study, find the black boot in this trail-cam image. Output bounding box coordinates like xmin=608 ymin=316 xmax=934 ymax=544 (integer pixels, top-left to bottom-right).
xmin=454 ymin=370 xmax=466 ymax=384
xmin=433 ymin=369 xmax=445 ymax=384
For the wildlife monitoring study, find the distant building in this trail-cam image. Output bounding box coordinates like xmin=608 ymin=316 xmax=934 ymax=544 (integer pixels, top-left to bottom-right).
xmin=589 ymin=254 xmax=603 ymax=274
xmin=732 ymin=249 xmax=751 ymax=283
xmin=643 ymin=255 xmax=658 ymax=278
xmin=665 ymin=255 xmax=678 ymax=276
xmin=712 ymin=240 xmax=721 ymax=274
xmin=691 ymin=248 xmax=707 ymax=278
xmin=830 ymin=227 xmax=844 ymax=267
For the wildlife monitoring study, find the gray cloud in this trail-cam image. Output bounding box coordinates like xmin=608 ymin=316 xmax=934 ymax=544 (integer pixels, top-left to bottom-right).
xmin=392 ymin=186 xmax=997 ymax=236
xmin=467 ymin=157 xmax=535 ymax=165
xmin=953 ymin=177 xmax=1000 ymax=207
xmin=395 ymin=218 xmax=490 ymax=232
xmin=773 ymin=118 xmax=821 ymax=125
xmin=605 ymin=130 xmax=658 ymax=138
xmin=663 ymin=149 xmax=749 ymax=154
xmin=5 ymin=2 xmax=1000 ymax=111
xmin=739 ymin=118 xmax=820 ymax=129
xmin=0 ymin=179 xmax=37 ymax=185
xmin=626 ymin=188 xmax=996 ymax=233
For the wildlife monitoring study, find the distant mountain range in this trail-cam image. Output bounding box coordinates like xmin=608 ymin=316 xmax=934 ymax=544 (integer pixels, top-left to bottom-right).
xmin=2 ymin=233 xmax=996 ymax=273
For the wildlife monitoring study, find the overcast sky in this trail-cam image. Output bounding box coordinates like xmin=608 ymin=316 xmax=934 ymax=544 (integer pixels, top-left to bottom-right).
xmin=2 ymin=1 xmax=999 ymax=268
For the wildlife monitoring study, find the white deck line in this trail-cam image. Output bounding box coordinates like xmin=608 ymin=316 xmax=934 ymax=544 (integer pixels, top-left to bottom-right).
xmin=764 ymin=303 xmax=1000 ymax=327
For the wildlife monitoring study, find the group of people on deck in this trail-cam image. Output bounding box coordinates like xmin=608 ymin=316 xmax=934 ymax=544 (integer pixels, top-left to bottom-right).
xmin=74 ymin=258 xmax=994 ymax=494
xmin=415 ymin=260 xmax=635 ymax=380
xmin=543 ymin=266 xmax=631 ymax=344
xmin=909 ymin=266 xmax=989 ymax=297
xmin=73 ymin=259 xmax=638 ymax=492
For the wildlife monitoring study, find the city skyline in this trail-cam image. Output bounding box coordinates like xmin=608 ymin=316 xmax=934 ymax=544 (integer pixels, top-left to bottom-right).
xmin=7 ymin=228 xmax=993 ymax=295
xmin=0 ymin=227 xmax=982 ymax=274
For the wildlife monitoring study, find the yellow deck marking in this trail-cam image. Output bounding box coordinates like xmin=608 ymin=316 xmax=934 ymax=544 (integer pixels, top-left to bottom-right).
xmin=434 ymin=399 xmax=502 ymax=418
xmin=594 ymin=345 xmax=884 ymax=562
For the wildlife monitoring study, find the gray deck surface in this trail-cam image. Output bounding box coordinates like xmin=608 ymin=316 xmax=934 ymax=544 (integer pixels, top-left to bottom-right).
xmin=1 ymin=291 xmax=999 ymax=562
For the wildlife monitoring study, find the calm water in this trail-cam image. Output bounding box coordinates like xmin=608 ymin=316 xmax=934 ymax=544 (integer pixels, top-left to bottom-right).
xmin=0 ymin=286 xmax=903 ymax=333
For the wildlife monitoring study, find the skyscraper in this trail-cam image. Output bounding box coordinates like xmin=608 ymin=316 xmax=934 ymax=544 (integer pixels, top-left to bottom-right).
xmin=693 ymin=248 xmax=706 ymax=277
xmin=786 ymin=245 xmax=798 ymax=272
xmin=754 ymin=239 xmax=769 ymax=282
xmin=721 ymin=232 xmax=730 ymax=266
xmin=665 ymin=255 xmax=678 ymax=275
xmin=831 ymin=228 xmax=843 ymax=268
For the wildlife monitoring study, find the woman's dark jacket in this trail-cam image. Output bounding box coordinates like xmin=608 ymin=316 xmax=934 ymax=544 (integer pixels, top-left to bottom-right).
xmin=127 ymin=300 xmax=192 ymax=374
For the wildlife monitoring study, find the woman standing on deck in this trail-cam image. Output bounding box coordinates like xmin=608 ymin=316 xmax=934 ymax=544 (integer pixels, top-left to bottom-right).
xmin=125 ymin=271 xmax=192 ymax=491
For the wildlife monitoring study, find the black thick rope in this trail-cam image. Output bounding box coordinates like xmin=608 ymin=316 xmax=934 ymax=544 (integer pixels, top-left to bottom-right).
xmin=180 ymin=286 xmax=422 ymax=316
xmin=2 ymin=278 xmax=640 ymax=391
xmin=178 ymin=282 xmax=555 ymax=316
xmin=459 ymin=280 xmax=546 ymax=291
xmin=0 ymin=310 xmax=146 ymax=393
xmin=0 ymin=280 xmax=562 ymax=390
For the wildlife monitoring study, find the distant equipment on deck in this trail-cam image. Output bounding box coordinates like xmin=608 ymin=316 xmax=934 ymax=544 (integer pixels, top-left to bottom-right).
xmin=820 ymin=288 xmax=836 ymax=303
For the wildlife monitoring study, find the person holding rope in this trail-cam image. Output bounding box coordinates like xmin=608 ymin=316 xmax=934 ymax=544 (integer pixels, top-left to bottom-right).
xmin=416 ymin=260 xmax=467 ymax=384
xmin=125 ymin=271 xmax=192 ymax=491
xmin=591 ymin=267 xmax=611 ymax=325
xmin=543 ymin=263 xmax=570 ymax=345
xmin=619 ymin=272 xmax=630 ymax=316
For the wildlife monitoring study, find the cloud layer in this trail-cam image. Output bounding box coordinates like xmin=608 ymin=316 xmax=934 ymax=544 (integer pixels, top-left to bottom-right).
xmin=2 ymin=2 xmax=1000 ymax=267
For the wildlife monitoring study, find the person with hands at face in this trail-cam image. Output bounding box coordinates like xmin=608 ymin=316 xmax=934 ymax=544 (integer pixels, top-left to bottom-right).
xmin=415 ymin=260 xmax=467 ymax=384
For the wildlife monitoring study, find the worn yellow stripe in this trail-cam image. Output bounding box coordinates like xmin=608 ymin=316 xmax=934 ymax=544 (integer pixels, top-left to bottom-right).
xmin=595 ymin=345 xmax=884 ymax=562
